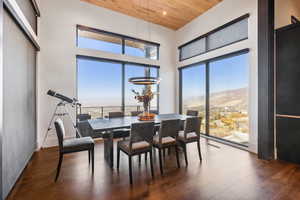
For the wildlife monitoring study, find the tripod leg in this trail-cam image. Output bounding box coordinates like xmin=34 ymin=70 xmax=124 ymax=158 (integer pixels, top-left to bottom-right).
xmin=42 ymin=103 xmax=60 ymax=147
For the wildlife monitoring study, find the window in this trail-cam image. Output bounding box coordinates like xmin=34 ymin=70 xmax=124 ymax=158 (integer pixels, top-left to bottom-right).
xmin=77 ymin=25 xmax=160 ymax=60
xmin=124 ymin=65 xmax=159 ymax=115
xmin=180 ymin=38 xmax=206 ymax=61
xmin=125 ymin=39 xmax=158 ymax=60
xmin=178 ymin=14 xmax=249 ymax=61
xmin=179 ymin=50 xmax=249 ymax=146
xmin=181 ymin=64 xmax=206 ymax=132
xmin=209 ymin=53 xmax=249 ymax=145
xmin=77 ymin=28 xmax=122 ymax=54
xmin=77 ymin=57 xmax=159 ymax=118
xmin=77 ymin=58 xmax=122 ymax=118
xmin=207 ymin=18 xmax=248 ymax=51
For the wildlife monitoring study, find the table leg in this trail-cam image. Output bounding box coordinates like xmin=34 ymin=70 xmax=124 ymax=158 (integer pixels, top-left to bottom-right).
xmin=104 ymin=131 xmax=114 ymax=168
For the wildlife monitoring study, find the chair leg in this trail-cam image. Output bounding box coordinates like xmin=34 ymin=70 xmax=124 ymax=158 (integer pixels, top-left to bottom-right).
xmin=175 ymin=145 xmax=180 ymax=168
xmin=91 ymin=147 xmax=94 ymax=174
xmin=168 ymin=147 xmax=171 ymax=155
xmin=55 ymin=153 xmax=63 ymax=182
xmin=129 ymin=156 xmax=133 ymax=185
xmin=88 ymin=150 xmax=91 ymax=164
xmin=117 ymin=147 xmax=120 ymax=170
xmin=158 ymin=149 xmax=163 ymax=175
xmin=138 ymin=155 xmax=141 ymax=166
xmin=183 ymin=143 xmax=188 ymax=166
xmin=197 ymin=140 xmax=202 ymax=161
xmin=145 ymin=152 xmax=148 ymax=162
xmin=149 ymin=151 xmax=154 ymax=178
xmin=163 ymin=148 xmax=166 ymax=159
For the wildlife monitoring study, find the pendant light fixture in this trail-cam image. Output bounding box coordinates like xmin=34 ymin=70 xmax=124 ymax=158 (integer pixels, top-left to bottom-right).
xmin=129 ymin=0 xmax=160 ymax=86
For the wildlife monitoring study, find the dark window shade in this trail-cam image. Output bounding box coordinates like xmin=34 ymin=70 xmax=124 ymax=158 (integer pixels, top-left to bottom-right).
xmin=207 ymin=18 xmax=248 ymax=50
xmin=179 ymin=14 xmax=249 ymax=61
xmin=15 ymin=0 xmax=37 ymax=33
xmin=3 ymin=10 xmax=37 ymax=198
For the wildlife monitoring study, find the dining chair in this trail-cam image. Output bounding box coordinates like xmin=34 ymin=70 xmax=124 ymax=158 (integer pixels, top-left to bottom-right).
xmin=186 ymin=110 xmax=199 ymax=116
xmin=54 ymin=118 xmax=95 ymax=182
xmin=77 ymin=113 xmax=91 ymax=121
xmin=178 ymin=117 xmax=202 ymax=166
xmin=108 ymin=112 xmax=130 ymax=139
xmin=131 ymin=111 xmax=143 ymax=116
xmin=117 ymin=122 xmax=155 ymax=184
xmin=153 ymin=119 xmax=181 ymax=175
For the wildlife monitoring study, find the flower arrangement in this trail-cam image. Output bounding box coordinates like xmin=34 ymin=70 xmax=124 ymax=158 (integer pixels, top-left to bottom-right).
xmin=132 ymin=85 xmax=156 ymax=120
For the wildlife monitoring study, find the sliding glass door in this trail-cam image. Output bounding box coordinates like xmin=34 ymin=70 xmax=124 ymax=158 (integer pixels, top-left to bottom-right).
xmin=181 ymin=64 xmax=206 ymax=133
xmin=180 ymin=51 xmax=249 ymax=146
xmin=77 ymin=57 xmax=159 ymax=118
xmin=209 ymin=53 xmax=249 ymax=145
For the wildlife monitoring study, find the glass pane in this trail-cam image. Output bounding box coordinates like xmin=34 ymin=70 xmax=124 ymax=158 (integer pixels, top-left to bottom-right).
xmin=150 ymin=68 xmax=159 ymax=112
xmin=77 ymin=58 xmax=122 ymax=119
xmin=181 ymin=64 xmax=206 ymax=133
xmin=125 ymin=65 xmax=159 ymax=115
xmin=209 ymin=53 xmax=249 ymax=145
xmin=125 ymin=39 xmax=158 ymax=60
xmin=208 ymin=18 xmax=248 ymax=50
xmin=180 ymin=38 xmax=206 ymax=60
xmin=77 ymin=29 xmax=122 ymax=54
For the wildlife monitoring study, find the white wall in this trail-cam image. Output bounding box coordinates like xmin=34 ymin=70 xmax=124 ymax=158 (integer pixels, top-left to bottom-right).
xmin=175 ymin=0 xmax=258 ymax=153
xmin=38 ymin=0 xmax=176 ymax=147
xmin=275 ymin=0 xmax=300 ymax=29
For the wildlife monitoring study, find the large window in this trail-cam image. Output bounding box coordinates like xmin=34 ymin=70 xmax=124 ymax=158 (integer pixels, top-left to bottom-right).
xmin=77 ymin=57 xmax=159 ymax=118
xmin=178 ymin=14 xmax=249 ymax=61
xmin=77 ymin=25 xmax=159 ymax=60
xmin=179 ymin=50 xmax=249 ymax=146
xmin=181 ymin=64 xmax=206 ymax=133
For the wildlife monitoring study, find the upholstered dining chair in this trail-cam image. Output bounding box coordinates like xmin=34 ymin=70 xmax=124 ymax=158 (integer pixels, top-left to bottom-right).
xmin=178 ymin=117 xmax=202 ymax=166
xmin=108 ymin=112 xmax=130 ymax=139
xmin=117 ymin=122 xmax=155 ymax=184
xmin=153 ymin=119 xmax=181 ymax=175
xmin=186 ymin=110 xmax=199 ymax=116
xmin=54 ymin=118 xmax=95 ymax=182
xmin=131 ymin=111 xmax=143 ymax=116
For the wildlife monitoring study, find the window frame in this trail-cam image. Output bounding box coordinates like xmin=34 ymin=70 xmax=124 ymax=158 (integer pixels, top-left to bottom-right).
xmin=77 ymin=25 xmax=160 ymax=60
xmin=76 ymin=55 xmax=160 ymax=118
xmin=178 ymin=14 xmax=250 ymax=61
xmin=179 ymin=48 xmax=250 ymax=147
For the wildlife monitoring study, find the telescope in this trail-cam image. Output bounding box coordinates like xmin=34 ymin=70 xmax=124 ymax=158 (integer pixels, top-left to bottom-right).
xmin=47 ymin=90 xmax=80 ymax=105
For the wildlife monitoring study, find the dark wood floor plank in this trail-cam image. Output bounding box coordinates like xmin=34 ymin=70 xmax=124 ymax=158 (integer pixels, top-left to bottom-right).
xmin=7 ymin=139 xmax=300 ymax=200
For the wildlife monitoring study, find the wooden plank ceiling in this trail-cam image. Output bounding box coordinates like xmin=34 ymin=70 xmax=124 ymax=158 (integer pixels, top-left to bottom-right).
xmin=81 ymin=0 xmax=223 ymax=30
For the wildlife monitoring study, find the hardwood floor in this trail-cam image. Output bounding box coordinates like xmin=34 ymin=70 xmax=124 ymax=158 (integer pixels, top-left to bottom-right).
xmin=7 ymin=139 xmax=300 ymax=200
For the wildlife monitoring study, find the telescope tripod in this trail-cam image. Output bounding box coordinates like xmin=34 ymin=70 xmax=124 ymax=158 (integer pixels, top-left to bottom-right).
xmin=42 ymin=100 xmax=81 ymax=148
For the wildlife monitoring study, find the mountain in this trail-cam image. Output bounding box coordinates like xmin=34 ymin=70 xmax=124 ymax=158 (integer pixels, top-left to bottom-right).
xmin=184 ymin=87 xmax=248 ymax=110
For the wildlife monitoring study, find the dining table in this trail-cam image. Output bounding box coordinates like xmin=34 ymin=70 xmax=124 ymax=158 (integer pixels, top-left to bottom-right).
xmin=88 ymin=113 xmax=191 ymax=168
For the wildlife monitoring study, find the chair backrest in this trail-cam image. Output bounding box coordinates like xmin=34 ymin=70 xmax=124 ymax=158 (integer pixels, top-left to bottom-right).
xmin=131 ymin=111 xmax=143 ymax=116
xmin=77 ymin=121 xmax=92 ymax=137
xmin=158 ymin=119 xmax=180 ymax=143
xmin=186 ymin=110 xmax=199 ymax=116
xmin=129 ymin=122 xmax=155 ymax=150
xmin=77 ymin=114 xmax=91 ymax=121
xmin=108 ymin=112 xmax=124 ymax=118
xmin=54 ymin=118 xmax=66 ymax=151
xmin=184 ymin=117 xmax=202 ymax=138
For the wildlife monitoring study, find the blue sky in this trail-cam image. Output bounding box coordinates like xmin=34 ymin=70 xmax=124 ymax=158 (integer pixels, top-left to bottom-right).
xmin=182 ymin=53 xmax=249 ymax=100
xmin=78 ymin=36 xmax=248 ymax=106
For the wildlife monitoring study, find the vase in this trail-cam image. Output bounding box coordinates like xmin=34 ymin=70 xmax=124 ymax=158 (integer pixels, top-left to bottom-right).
xmin=139 ymin=102 xmax=155 ymax=121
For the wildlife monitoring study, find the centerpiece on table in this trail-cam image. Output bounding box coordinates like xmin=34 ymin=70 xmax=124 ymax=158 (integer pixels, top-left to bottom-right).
xmin=132 ymin=85 xmax=156 ymax=121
